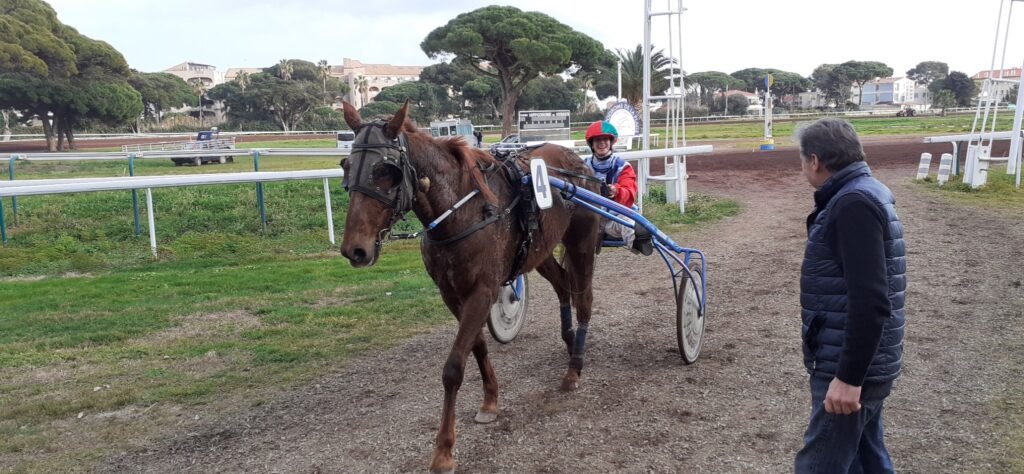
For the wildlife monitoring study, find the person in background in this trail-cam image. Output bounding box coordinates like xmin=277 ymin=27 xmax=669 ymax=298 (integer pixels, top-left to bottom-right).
xmin=582 ymin=120 xmax=652 ymax=255
xmin=794 ymin=118 xmax=906 ymax=474
xmin=473 ymin=128 xmax=483 ymax=148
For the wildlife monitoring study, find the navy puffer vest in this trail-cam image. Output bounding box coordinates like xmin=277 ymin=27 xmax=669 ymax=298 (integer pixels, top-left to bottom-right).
xmin=801 ymin=161 xmax=906 ymax=384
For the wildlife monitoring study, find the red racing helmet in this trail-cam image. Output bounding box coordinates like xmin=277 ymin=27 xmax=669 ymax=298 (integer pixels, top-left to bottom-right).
xmin=585 ymin=120 xmax=618 ymax=145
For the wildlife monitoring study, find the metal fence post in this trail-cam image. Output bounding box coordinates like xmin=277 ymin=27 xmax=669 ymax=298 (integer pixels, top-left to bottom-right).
xmin=253 ymin=150 xmax=267 ymax=230
xmin=129 ymin=153 xmax=141 ymax=236
xmin=0 ymin=196 xmax=6 ymax=245
xmin=8 ymin=155 xmax=18 ymax=225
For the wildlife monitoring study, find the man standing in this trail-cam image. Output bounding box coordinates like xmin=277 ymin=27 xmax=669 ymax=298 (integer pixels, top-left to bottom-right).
xmin=794 ymin=119 xmax=906 ymax=473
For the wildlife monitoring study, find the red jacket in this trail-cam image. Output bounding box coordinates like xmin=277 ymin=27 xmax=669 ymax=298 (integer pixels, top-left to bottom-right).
xmin=585 ymin=154 xmax=637 ymax=208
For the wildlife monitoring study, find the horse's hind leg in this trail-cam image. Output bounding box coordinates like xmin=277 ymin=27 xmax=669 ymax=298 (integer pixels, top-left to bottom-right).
xmin=471 ymin=331 xmax=499 ymax=424
xmin=536 ymin=255 xmax=575 ymax=355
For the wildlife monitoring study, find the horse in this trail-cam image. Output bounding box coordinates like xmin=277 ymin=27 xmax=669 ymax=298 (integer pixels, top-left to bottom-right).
xmin=338 ymin=101 xmax=602 ymax=473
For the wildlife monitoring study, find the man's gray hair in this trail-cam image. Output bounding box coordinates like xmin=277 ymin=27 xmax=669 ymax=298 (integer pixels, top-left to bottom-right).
xmin=795 ymin=118 xmax=866 ymax=172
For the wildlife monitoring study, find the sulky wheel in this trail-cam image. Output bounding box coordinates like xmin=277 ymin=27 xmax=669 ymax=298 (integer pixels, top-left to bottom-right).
xmin=676 ymin=261 xmax=705 ymax=364
xmin=488 ymin=274 xmax=529 ymax=344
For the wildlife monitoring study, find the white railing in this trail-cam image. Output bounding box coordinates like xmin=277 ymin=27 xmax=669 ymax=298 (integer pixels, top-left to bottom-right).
xmin=4 ymin=130 xmax=337 ymax=142
xmin=0 ymin=169 xmax=345 ymax=256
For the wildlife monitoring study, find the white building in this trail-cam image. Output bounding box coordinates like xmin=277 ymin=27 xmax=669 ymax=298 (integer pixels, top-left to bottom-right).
xmin=330 ymin=58 xmax=424 ymax=109
xmin=162 ymin=62 xmax=225 ymax=87
xmin=860 ymin=77 xmax=917 ymax=106
xmin=717 ymin=90 xmax=763 ymax=115
xmin=972 ymin=67 xmax=1021 ymax=104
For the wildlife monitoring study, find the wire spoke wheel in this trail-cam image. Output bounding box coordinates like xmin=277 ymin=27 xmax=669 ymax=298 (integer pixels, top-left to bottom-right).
xmin=488 ymin=274 xmax=528 ymax=344
xmin=676 ymin=262 xmax=705 ymax=364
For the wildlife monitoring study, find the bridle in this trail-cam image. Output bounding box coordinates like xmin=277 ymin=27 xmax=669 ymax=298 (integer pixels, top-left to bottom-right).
xmin=342 ymin=119 xmax=419 ymax=249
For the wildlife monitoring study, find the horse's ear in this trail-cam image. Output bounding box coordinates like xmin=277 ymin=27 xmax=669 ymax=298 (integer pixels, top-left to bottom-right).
xmin=342 ymin=101 xmax=362 ymax=131
xmin=385 ymin=101 xmax=410 ymax=139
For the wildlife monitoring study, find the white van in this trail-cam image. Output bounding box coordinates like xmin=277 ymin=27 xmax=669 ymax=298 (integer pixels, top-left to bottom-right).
xmin=336 ymin=131 xmax=355 ymax=154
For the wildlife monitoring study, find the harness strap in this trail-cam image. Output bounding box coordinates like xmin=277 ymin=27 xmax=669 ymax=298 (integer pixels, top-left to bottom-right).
xmin=501 ymin=156 xmax=536 ymax=285
xmin=426 ymin=193 xmax=521 ymax=246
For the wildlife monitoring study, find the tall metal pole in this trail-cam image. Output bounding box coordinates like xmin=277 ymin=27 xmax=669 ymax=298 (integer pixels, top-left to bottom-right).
xmin=639 ymin=0 xmax=653 ymax=211
xmin=617 ymin=59 xmax=623 ymax=102
xmin=1011 ymin=59 xmax=1024 ymax=186
xmin=642 ymin=0 xmax=652 ymax=153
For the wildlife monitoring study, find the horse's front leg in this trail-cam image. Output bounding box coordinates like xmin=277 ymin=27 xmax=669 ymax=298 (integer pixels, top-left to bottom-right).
xmin=430 ymin=285 xmax=496 ymax=474
xmin=561 ymin=234 xmax=597 ymax=392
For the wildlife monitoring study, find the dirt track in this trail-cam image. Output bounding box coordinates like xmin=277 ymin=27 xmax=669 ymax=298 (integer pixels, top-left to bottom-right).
xmin=99 ymin=139 xmax=1024 ymax=473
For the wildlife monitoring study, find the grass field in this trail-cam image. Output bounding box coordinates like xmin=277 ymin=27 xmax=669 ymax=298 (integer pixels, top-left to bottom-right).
xmin=0 ymin=142 xmax=739 ymax=470
xmin=914 ymin=164 xmax=1024 ymax=211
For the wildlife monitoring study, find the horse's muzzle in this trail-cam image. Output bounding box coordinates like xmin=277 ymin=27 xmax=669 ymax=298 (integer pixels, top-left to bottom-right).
xmin=341 ymin=242 xmax=378 ymax=268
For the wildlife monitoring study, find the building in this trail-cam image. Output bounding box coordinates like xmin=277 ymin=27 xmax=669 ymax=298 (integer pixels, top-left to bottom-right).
xmin=796 ymin=84 xmax=862 ymax=109
xmin=225 ymin=67 xmax=264 ymax=82
xmin=860 ymin=77 xmax=917 ymax=106
xmin=717 ymin=90 xmax=763 ymax=115
xmin=330 ymin=58 xmax=424 ymax=109
xmin=972 ymin=67 xmax=1022 ymax=104
xmin=162 ymin=62 xmax=225 ymax=87
xmin=797 ymin=90 xmax=829 ymax=109
xmin=161 ymin=58 xmax=426 ymax=112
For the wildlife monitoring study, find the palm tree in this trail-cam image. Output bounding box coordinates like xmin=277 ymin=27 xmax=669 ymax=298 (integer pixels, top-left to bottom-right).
xmin=234 ymin=71 xmax=250 ymax=95
xmin=356 ymin=75 xmax=369 ymax=106
xmin=317 ymin=59 xmax=331 ymax=104
xmin=277 ymin=59 xmax=293 ymax=81
xmin=599 ymin=45 xmax=675 ymax=109
xmin=189 ymin=78 xmax=207 ymax=127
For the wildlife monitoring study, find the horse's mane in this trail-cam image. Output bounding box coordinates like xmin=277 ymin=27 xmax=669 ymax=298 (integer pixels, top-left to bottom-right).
xmin=402 ymin=120 xmax=499 ymax=205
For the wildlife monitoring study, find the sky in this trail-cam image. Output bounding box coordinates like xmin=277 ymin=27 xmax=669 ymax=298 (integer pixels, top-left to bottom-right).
xmin=44 ymin=0 xmax=1024 ymax=79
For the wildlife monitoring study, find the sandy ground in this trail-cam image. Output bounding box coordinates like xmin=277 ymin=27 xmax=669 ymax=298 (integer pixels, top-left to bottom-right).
xmin=80 ymin=139 xmax=1024 ymax=472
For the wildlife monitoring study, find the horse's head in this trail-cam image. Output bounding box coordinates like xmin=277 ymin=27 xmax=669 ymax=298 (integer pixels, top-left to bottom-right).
xmin=339 ymin=101 xmax=417 ymax=267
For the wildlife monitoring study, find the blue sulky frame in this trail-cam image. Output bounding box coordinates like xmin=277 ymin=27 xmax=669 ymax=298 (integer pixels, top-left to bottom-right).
xmin=527 ymin=175 xmax=707 ymax=318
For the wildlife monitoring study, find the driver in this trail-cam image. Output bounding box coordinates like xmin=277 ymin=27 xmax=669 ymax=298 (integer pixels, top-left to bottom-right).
xmin=583 ymin=120 xmax=653 ymax=255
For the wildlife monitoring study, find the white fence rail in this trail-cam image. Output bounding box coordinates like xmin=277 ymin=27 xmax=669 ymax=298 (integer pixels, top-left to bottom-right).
xmin=0 ymin=169 xmax=345 ymax=256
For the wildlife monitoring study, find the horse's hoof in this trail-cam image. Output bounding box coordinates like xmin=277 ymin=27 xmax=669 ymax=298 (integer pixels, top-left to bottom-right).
xmin=560 ymin=376 xmax=579 ymax=392
xmin=429 ymin=459 xmax=455 ymax=474
xmin=474 ymin=410 xmax=499 ymax=424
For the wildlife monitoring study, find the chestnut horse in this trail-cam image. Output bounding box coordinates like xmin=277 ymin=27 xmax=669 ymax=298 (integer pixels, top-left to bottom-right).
xmin=338 ymin=102 xmax=601 ymax=473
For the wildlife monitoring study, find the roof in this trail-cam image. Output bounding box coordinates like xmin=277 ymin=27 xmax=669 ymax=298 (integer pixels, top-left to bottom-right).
xmin=163 ymin=62 xmax=216 ymax=72
xmin=972 ymin=67 xmax=1022 ymax=80
xmin=867 ymin=77 xmax=910 ymax=84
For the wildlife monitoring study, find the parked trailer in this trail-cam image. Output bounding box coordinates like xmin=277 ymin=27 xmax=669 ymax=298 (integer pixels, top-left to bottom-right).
xmin=122 ymin=130 xmax=237 ymax=166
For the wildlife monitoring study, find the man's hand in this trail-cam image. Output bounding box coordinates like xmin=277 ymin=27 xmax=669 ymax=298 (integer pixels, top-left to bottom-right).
xmin=824 ymin=378 xmax=862 ymax=415
xmin=607 ymin=184 xmax=618 ymax=198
